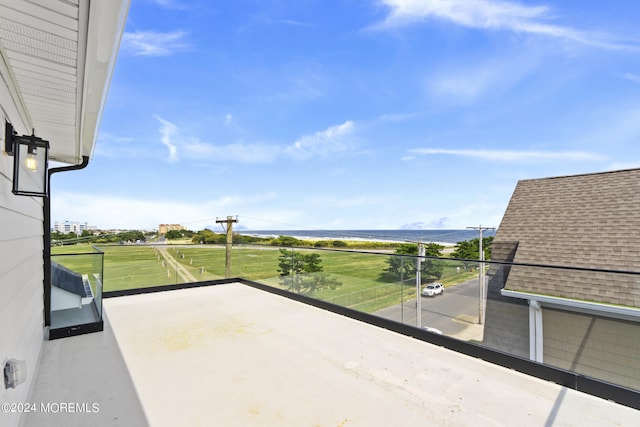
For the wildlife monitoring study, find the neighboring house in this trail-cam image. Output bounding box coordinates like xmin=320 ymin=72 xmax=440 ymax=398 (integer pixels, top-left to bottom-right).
xmin=50 ymin=262 xmax=94 ymax=310
xmin=484 ymin=168 xmax=640 ymax=389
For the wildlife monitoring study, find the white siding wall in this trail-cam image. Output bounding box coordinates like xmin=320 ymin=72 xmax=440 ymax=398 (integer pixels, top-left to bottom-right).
xmin=0 ymin=106 xmax=45 ymax=426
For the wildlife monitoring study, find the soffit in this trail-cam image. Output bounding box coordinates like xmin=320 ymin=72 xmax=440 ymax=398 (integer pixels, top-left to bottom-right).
xmin=0 ymin=0 xmax=129 ymax=165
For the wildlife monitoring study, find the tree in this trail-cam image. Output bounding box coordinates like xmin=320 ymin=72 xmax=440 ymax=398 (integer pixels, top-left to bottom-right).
xmin=450 ymin=237 xmax=494 ymax=269
xmin=164 ymin=229 xmax=194 ymax=240
xmin=277 ymin=249 xmax=342 ymax=295
xmin=117 ymin=230 xmax=145 ymax=243
xmin=483 ymin=236 xmax=493 ymax=259
xmin=271 ymin=235 xmax=302 ymax=247
xmin=386 ymin=243 xmax=444 ymax=282
xmin=192 ymin=229 xmax=226 ymax=244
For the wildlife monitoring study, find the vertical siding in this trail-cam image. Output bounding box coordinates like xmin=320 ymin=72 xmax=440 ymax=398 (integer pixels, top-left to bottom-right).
xmin=0 ymin=112 xmax=45 ymax=427
xmin=543 ymin=308 xmax=640 ymax=390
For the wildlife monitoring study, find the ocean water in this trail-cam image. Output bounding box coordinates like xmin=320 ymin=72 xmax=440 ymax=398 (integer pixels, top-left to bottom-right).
xmin=240 ymin=229 xmax=495 ymax=245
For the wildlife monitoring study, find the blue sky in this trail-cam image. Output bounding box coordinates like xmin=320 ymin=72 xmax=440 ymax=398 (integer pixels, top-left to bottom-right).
xmin=52 ymin=0 xmax=640 ymax=231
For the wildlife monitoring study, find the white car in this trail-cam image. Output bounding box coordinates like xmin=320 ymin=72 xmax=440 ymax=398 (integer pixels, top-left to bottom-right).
xmin=422 ymin=282 xmax=444 ymax=297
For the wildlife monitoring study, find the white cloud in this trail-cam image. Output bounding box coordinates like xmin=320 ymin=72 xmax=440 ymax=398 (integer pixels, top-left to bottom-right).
xmin=409 ymin=148 xmax=606 ymax=162
xmin=260 ymin=62 xmax=328 ymax=102
xmin=53 ymin=193 xmax=209 ymax=230
xmin=156 ymin=117 xmax=179 ymax=162
xmin=376 ymin=0 xmax=633 ymax=50
xmin=425 ymin=54 xmax=539 ymax=103
xmin=183 ymin=140 xmax=279 ymax=164
xmin=401 ymin=218 xmax=449 ymax=229
xmin=606 ymin=162 xmax=640 ymax=171
xmin=377 ymin=112 xmax=425 ymax=123
xmin=150 ymin=117 xmax=358 ymax=165
xmin=52 ymin=192 xmax=278 ymax=231
xmin=239 ymin=16 xmax=313 ymax=34
xmin=153 ymin=116 xmax=278 ymax=164
xmin=122 ymin=30 xmax=188 ymax=56
xmin=622 ymin=73 xmax=640 ymax=84
xmin=270 ymin=19 xmax=313 ymax=28
xmin=94 ymin=133 xmax=138 ymax=158
xmin=286 ymin=121 xmax=355 ymax=159
xmin=428 ymin=61 xmax=509 ymax=102
xmin=152 ymin=0 xmax=188 ymax=9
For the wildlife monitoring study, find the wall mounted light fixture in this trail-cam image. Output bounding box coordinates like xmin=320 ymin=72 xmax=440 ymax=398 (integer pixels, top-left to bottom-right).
xmin=4 ymin=121 xmax=49 ymax=197
xmin=3 ymin=359 xmax=27 ymax=389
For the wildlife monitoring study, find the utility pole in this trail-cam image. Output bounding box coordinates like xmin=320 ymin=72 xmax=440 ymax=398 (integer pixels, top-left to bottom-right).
xmin=216 ymin=215 xmax=238 ymax=278
xmin=467 ymin=225 xmax=495 ymax=324
xmin=406 ymin=239 xmax=425 ymax=329
xmin=416 ymin=241 xmax=425 ymax=329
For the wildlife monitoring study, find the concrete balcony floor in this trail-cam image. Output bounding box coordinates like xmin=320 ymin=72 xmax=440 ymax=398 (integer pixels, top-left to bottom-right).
xmin=23 ymin=283 xmax=640 ymax=426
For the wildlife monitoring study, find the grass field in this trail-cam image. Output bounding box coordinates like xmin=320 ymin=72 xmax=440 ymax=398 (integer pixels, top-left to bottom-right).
xmin=52 ymin=244 xmax=192 ymax=291
xmin=52 ymin=243 xmax=477 ymax=313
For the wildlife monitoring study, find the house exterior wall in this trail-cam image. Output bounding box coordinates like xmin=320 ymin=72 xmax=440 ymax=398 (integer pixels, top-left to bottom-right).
xmin=0 ymin=82 xmax=45 ymax=427
xmin=159 ymin=224 xmax=184 ymax=235
xmin=482 ymin=241 xmax=529 ymax=358
xmin=543 ymin=308 xmax=640 ymax=390
xmin=482 ymin=265 xmax=529 ymax=358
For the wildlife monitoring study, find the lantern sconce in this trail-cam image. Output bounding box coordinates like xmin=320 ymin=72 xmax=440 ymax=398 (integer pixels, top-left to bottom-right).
xmin=3 ymin=358 xmax=27 ymax=389
xmin=4 ymin=120 xmax=49 ymax=197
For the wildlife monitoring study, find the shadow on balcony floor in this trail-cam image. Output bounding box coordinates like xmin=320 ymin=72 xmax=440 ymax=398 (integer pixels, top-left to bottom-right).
xmin=22 ymin=311 xmax=148 ymax=426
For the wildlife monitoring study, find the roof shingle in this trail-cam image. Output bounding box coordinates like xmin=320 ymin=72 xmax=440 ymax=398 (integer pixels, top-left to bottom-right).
xmin=494 ymin=169 xmax=640 ymax=307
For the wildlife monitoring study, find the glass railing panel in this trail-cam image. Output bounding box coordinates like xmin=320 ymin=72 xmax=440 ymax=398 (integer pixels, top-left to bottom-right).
xmin=104 ymin=245 xmax=189 ymax=289
xmin=378 ymin=256 xmax=488 ymax=337
xmin=483 ymin=262 xmax=640 ymax=391
xmin=232 ymin=244 xmax=282 ymax=286
xmin=59 ymin=242 xmax=638 ymax=393
xmin=50 ymin=248 xmax=104 ymax=329
xmin=233 ymin=245 xmax=640 ymax=392
xmin=311 ymin=249 xmax=401 ymax=312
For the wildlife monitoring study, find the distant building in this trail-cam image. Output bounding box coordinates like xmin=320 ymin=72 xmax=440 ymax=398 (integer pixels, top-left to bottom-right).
xmin=53 ymin=221 xmax=94 ymax=235
xmin=159 ymin=224 xmax=185 ymax=235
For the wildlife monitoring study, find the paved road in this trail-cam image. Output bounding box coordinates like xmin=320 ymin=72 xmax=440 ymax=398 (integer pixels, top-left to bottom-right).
xmin=374 ymin=278 xmax=483 ymax=339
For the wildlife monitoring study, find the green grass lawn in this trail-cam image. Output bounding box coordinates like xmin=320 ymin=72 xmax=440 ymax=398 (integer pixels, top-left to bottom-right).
xmin=101 ymin=245 xmax=182 ymax=290
xmin=52 ymin=244 xmax=477 ymax=313
xmin=51 ymin=245 xmax=103 ymax=281
xmin=53 ymin=244 xmax=190 ymax=291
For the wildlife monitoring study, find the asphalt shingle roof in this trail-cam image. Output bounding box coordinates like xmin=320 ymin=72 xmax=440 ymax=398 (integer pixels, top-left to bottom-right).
xmin=51 ymin=261 xmax=92 ymax=298
xmin=494 ymin=169 xmax=640 ymax=307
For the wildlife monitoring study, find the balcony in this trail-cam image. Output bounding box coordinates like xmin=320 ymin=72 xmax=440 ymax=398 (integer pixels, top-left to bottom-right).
xmin=49 ymin=248 xmax=104 ymax=338
xmin=21 ymin=243 xmax=640 ymax=426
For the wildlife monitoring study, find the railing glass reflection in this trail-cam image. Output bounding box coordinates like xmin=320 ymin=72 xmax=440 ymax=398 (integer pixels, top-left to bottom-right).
xmin=50 ymin=247 xmax=104 ymax=331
